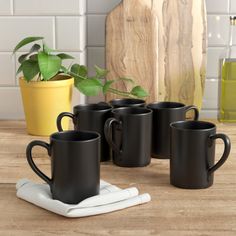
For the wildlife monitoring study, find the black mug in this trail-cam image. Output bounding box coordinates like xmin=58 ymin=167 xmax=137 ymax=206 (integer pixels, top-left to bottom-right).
xmin=110 ymin=98 xmax=146 ymax=108
xmin=147 ymin=101 xmax=199 ymax=159
xmin=26 ymin=130 xmax=101 ymax=204
xmin=57 ymin=103 xmax=112 ymax=162
xmin=170 ymin=121 xmax=231 ymax=189
xmin=104 ymin=107 xmax=152 ymax=167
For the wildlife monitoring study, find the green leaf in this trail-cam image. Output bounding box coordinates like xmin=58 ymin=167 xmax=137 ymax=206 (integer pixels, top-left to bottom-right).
xmin=94 ymin=65 xmax=108 ymax=78
xmin=18 ymin=44 xmax=41 ymax=63
xmin=38 ymin=52 xmax=62 ymax=80
xmin=71 ymin=64 xmax=88 ymax=77
xmin=13 ymin=36 xmax=43 ymax=53
xmin=117 ymin=77 xmax=135 ymax=84
xmin=130 ymin=86 xmax=149 ymax=98
xmin=76 ymin=78 xmax=103 ymax=96
xmin=43 ymin=43 xmax=55 ymax=54
xmin=21 ymin=59 xmax=40 ymax=82
xmin=29 ymin=54 xmax=38 ymax=61
xmin=69 ymin=71 xmax=85 ymax=82
xmin=57 ymin=53 xmax=75 ymax=60
xmin=18 ymin=53 xmax=29 ymax=64
xmin=16 ymin=63 xmax=23 ymax=75
xmin=103 ymin=80 xmax=114 ymax=94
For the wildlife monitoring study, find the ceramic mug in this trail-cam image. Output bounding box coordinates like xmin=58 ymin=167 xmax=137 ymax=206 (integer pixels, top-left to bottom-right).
xmin=26 ymin=130 xmax=101 ymax=204
xmin=170 ymin=121 xmax=231 ymax=189
xmin=147 ymin=101 xmax=199 ymax=159
xmin=104 ymin=107 xmax=152 ymax=167
xmin=57 ymin=103 xmax=112 ymax=162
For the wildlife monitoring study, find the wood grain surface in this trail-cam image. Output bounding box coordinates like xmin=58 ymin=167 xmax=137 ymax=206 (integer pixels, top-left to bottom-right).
xmin=0 ymin=120 xmax=236 ymax=235
xmin=106 ymin=0 xmax=207 ymax=108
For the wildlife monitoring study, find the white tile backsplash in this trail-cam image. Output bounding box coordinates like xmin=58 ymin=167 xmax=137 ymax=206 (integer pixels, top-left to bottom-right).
xmin=87 ymin=0 xmax=121 ymax=14
xmin=202 ymin=79 xmax=219 ymax=109
xmin=87 ymin=47 xmax=105 ymax=76
xmin=0 ymin=0 xmax=12 ymax=15
xmin=56 ymin=16 xmax=86 ymax=51
xmin=206 ymin=0 xmax=229 ymax=13
xmin=207 ymin=47 xmax=226 ymax=78
xmin=230 ymin=0 xmax=236 ymax=13
xmin=87 ymin=15 xmax=106 ymax=46
xmin=228 ymin=46 xmax=236 ymax=57
xmin=200 ymin=110 xmax=219 ymax=119
xmin=14 ymin=0 xmax=86 ymax=15
xmin=0 ymin=17 xmax=54 ymax=51
xmin=0 ymin=53 xmax=15 ymax=85
xmin=0 ymin=87 xmax=24 ymax=119
xmin=207 ymin=15 xmax=230 ymax=46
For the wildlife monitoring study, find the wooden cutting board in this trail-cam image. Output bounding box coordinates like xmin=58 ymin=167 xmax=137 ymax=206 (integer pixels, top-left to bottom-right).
xmin=105 ymin=0 xmax=207 ymax=108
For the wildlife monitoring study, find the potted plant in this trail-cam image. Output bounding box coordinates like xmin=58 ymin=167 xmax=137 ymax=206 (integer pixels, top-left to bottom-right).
xmin=14 ymin=36 xmax=148 ymax=136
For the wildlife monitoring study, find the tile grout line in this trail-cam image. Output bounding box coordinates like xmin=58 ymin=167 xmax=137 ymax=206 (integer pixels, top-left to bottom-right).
xmin=10 ymin=0 xmax=14 ymax=15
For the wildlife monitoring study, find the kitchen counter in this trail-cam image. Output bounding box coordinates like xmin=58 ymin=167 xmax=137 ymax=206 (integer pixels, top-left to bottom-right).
xmin=0 ymin=120 xmax=236 ymax=236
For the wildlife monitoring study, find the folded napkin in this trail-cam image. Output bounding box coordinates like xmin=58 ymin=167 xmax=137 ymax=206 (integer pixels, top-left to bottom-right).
xmin=16 ymin=179 xmax=151 ymax=217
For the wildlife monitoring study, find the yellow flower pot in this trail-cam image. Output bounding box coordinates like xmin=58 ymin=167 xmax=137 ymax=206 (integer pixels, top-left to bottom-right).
xmin=19 ymin=75 xmax=74 ymax=136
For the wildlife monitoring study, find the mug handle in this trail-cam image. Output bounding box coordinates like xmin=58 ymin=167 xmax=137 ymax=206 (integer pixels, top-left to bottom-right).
xmin=185 ymin=105 xmax=199 ymax=120
xmin=208 ymin=134 xmax=231 ymax=175
xmin=104 ymin=118 xmax=122 ymax=154
xmin=26 ymin=141 xmax=52 ymax=186
xmin=56 ymin=112 xmax=74 ymax=131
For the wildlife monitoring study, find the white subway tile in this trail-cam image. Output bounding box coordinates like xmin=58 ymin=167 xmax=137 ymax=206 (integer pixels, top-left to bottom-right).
xmin=206 ymin=0 xmax=229 ymax=13
xmin=72 ymin=88 xmax=86 ymax=106
xmin=207 ymin=47 xmax=226 ymax=78
xmin=56 ymin=16 xmax=86 ymax=51
xmin=207 ymin=15 xmax=230 ymax=46
xmin=0 ymin=0 xmax=12 ymax=15
xmin=14 ymin=0 xmax=86 ymax=15
xmin=0 ymin=53 xmax=15 ymax=85
xmin=62 ymin=51 xmax=87 ymax=66
xmin=87 ymin=15 xmax=106 ymax=46
xmin=202 ymin=79 xmax=219 ymax=110
xmin=87 ymin=47 xmax=105 ymax=76
xmin=200 ymin=110 xmax=218 ymax=119
xmin=87 ymin=0 xmax=121 ymax=14
xmin=0 ymin=87 xmax=24 ymax=119
xmin=230 ymin=26 xmax=236 ymax=45
xmin=230 ymin=0 xmax=236 ymax=13
xmin=0 ymin=17 xmax=54 ymax=52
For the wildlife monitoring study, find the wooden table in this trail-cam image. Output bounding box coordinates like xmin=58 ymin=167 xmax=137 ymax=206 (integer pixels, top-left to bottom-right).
xmin=0 ymin=121 xmax=236 ymax=236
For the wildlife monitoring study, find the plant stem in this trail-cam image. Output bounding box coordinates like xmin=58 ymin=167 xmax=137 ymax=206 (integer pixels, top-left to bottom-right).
xmin=108 ymin=88 xmax=134 ymax=98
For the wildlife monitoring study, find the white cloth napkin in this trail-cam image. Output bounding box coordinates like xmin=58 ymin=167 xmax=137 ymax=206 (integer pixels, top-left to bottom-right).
xmin=16 ymin=179 xmax=151 ymax=217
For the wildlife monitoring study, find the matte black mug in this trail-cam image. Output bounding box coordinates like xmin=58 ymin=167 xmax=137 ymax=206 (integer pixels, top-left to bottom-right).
xmin=170 ymin=121 xmax=231 ymax=189
xmin=110 ymin=98 xmax=146 ymax=108
xmin=57 ymin=103 xmax=112 ymax=162
xmin=147 ymin=101 xmax=199 ymax=159
xmin=104 ymin=107 xmax=152 ymax=167
xmin=26 ymin=130 xmax=101 ymax=204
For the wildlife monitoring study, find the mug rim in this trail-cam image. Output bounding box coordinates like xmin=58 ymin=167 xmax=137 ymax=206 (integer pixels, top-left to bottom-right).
xmin=110 ymin=98 xmax=145 ymax=105
xmin=112 ymin=107 xmax=152 ymax=116
xmin=73 ymin=103 xmax=112 ymax=112
xmin=50 ymin=130 xmax=101 ymax=143
xmin=147 ymin=101 xmax=186 ymax=110
xmin=170 ymin=120 xmax=216 ymax=132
